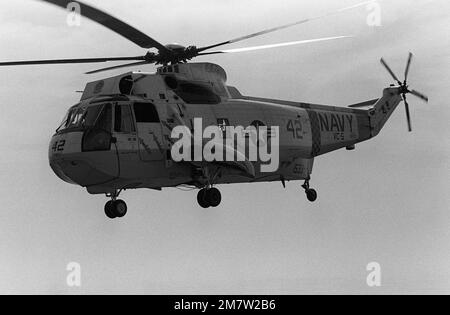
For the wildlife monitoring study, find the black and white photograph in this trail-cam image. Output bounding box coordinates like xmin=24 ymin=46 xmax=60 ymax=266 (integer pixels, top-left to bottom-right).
xmin=0 ymin=0 xmax=449 ymax=300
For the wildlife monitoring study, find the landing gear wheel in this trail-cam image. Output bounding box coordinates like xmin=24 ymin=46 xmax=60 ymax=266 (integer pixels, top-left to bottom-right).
xmin=105 ymin=200 xmax=116 ymax=219
xmin=306 ymin=189 xmax=318 ymax=202
xmin=302 ymin=178 xmax=318 ymax=203
xmin=197 ymin=188 xmax=222 ymax=208
xmin=114 ymin=200 xmax=128 ymax=218
xmin=104 ymin=200 xmax=128 ymax=219
xmin=197 ymin=189 xmax=210 ymax=208
xmin=206 ymin=188 xmax=222 ymax=208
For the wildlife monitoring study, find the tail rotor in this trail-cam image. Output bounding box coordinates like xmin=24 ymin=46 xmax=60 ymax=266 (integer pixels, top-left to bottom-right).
xmin=380 ymin=53 xmax=429 ymax=132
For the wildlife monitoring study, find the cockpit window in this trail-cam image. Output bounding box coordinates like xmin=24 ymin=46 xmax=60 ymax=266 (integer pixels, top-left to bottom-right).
xmin=68 ymin=108 xmax=87 ymax=128
xmin=94 ymin=104 xmax=112 ymax=131
xmin=57 ymin=107 xmax=78 ymax=132
xmin=56 ymin=111 xmax=71 ymax=132
xmin=84 ymin=105 xmax=105 ymax=127
xmin=57 ymin=104 xmax=111 ymax=132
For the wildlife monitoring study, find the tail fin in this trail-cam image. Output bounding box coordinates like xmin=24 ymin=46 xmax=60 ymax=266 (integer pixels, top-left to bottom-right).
xmin=369 ymin=87 xmax=404 ymax=137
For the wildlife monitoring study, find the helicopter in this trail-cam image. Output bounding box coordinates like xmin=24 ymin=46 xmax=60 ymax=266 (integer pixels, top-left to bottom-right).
xmin=0 ymin=0 xmax=428 ymax=219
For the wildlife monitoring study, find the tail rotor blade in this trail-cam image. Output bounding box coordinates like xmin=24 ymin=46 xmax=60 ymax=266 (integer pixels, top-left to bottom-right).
xmin=404 ymin=52 xmax=413 ymax=83
xmin=403 ymin=96 xmax=413 ymax=132
xmin=410 ymin=89 xmax=429 ymax=103
xmin=381 ymin=58 xmax=402 ymax=85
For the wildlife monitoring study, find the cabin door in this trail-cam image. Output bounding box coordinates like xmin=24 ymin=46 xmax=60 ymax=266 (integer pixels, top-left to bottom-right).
xmin=133 ymin=102 xmax=166 ymax=161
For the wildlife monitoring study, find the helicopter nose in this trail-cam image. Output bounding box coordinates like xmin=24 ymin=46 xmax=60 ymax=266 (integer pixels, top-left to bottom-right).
xmin=50 ymin=157 xmax=113 ymax=187
xmin=49 ymin=132 xmax=82 ymax=185
xmin=49 ymin=132 xmax=116 ymax=187
xmin=49 ymin=158 xmax=77 ymax=185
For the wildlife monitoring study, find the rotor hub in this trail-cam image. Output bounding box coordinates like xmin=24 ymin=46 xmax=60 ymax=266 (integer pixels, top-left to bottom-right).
xmin=399 ymin=84 xmax=409 ymax=95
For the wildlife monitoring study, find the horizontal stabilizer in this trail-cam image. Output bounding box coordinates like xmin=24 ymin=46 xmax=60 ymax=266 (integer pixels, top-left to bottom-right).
xmin=348 ymin=99 xmax=378 ymax=108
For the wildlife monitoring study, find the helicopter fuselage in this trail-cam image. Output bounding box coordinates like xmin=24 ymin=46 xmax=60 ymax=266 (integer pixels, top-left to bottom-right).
xmin=48 ymin=62 xmax=402 ymax=196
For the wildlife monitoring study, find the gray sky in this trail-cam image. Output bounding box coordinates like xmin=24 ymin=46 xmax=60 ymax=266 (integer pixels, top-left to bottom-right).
xmin=0 ymin=0 xmax=449 ymax=294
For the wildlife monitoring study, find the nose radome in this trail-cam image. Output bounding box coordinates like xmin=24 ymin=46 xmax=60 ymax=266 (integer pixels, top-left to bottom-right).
xmin=50 ymin=157 xmax=115 ymax=187
xmin=48 ymin=131 xmax=117 ymax=187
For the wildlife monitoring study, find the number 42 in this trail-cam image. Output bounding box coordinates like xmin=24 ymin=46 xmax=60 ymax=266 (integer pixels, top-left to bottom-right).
xmin=52 ymin=140 xmax=66 ymax=152
xmin=287 ymin=119 xmax=303 ymax=139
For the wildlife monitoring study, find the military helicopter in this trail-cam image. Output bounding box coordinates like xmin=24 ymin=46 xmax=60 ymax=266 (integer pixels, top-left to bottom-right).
xmin=0 ymin=0 xmax=428 ymax=219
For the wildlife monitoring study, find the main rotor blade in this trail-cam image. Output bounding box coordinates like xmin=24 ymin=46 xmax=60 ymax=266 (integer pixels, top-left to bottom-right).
xmin=380 ymin=58 xmax=402 ymax=85
xmin=0 ymin=56 xmax=145 ymax=66
xmin=198 ymin=36 xmax=352 ymax=56
xmin=403 ymin=95 xmax=413 ymax=132
xmin=404 ymin=52 xmax=413 ymax=83
xmin=197 ymin=1 xmax=373 ymax=52
xmin=410 ymin=89 xmax=429 ymax=103
xmin=39 ymin=0 xmax=170 ymax=53
xmin=86 ymin=61 xmax=149 ymax=74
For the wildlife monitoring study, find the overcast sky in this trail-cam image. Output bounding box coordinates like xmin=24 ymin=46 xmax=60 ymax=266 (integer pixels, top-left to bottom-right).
xmin=0 ymin=0 xmax=449 ymax=294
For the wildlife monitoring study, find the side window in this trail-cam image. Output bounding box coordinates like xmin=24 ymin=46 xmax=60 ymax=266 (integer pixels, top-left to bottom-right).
xmin=95 ymin=104 xmax=112 ymax=131
xmin=133 ymin=103 xmax=160 ymax=123
xmin=82 ymin=105 xmax=103 ymax=127
xmin=115 ymin=105 xmax=136 ymax=133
